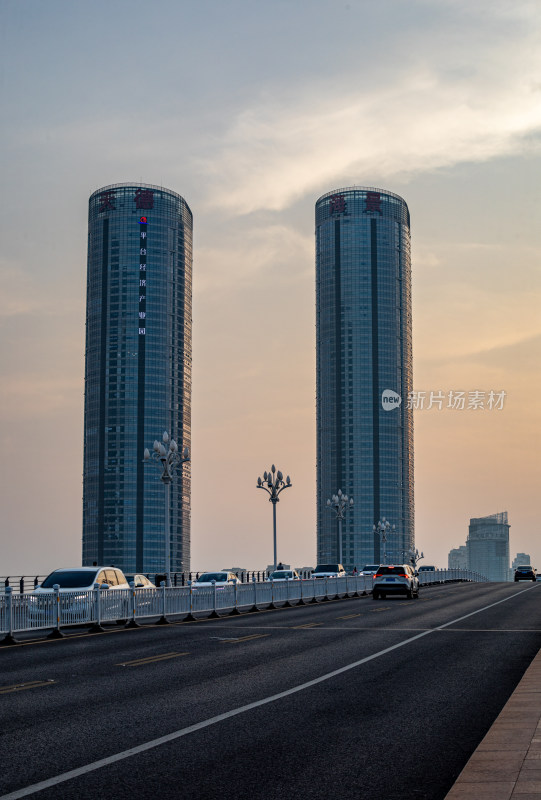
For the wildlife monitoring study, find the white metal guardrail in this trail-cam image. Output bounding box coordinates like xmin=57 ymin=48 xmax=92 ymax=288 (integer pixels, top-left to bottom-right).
xmin=0 ymin=570 xmax=487 ymax=644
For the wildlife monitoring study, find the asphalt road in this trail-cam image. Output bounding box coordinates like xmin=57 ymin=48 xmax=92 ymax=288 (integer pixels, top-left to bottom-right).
xmin=1 ymin=581 xmax=540 ymax=800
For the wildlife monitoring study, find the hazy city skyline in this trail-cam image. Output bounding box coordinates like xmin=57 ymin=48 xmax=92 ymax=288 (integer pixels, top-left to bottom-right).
xmin=1 ymin=0 xmax=540 ymax=576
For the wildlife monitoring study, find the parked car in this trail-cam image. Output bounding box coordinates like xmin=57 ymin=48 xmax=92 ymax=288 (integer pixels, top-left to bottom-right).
xmin=311 ymin=564 xmax=347 ymax=578
xmin=125 ymin=574 xmax=156 ymax=588
xmin=514 ymin=565 xmax=537 ymax=582
xmin=192 ymin=572 xmax=240 ymax=588
xmin=266 ymin=570 xmax=300 ymax=581
xmin=360 ymin=564 xmax=380 ymax=577
xmin=35 ymin=567 xmax=130 ymax=591
xmin=29 ymin=567 xmax=130 ymax=623
xmin=372 ymin=564 xmax=419 ymax=600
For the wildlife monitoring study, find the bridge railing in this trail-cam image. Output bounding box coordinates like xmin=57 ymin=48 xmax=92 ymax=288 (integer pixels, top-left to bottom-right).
xmin=418 ymin=569 xmax=488 ymax=585
xmin=0 ymin=569 xmax=487 ymax=643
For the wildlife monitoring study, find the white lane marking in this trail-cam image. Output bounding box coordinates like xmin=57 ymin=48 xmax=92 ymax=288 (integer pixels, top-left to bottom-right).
xmin=1 ymin=585 xmax=536 ymax=800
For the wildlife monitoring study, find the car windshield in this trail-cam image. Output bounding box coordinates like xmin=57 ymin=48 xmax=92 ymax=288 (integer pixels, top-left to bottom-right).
xmin=196 ymin=573 xmax=228 ymax=582
xmin=362 ymin=565 xmax=379 ymax=571
xmin=314 ymin=564 xmax=340 ymax=572
xmin=40 ymin=570 xmax=95 ymax=589
xmin=271 ymin=571 xmax=290 ymax=578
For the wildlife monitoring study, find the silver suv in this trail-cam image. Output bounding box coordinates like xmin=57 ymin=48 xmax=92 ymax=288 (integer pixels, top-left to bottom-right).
xmin=372 ymin=564 xmax=419 ymax=600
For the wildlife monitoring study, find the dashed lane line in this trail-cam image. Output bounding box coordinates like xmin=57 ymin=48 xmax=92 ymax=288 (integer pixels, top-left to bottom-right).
xmin=0 ymin=680 xmax=55 ymax=695
xmin=293 ymin=622 xmax=324 ymax=629
xmin=116 ymin=652 xmax=189 ymax=667
xmin=220 ymin=634 xmax=270 ymax=644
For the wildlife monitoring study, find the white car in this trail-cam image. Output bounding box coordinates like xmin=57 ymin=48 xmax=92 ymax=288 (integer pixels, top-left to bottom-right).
xmin=311 ymin=563 xmax=347 ymax=579
xmin=29 ymin=567 xmax=130 ymax=623
xmin=34 ymin=567 xmax=130 ymax=592
xmin=267 ymin=570 xmax=300 ymax=581
xmin=359 ymin=564 xmax=380 ymax=577
xmin=192 ymin=571 xmax=240 ymax=588
xmin=125 ymin=574 xmax=156 ymax=588
xmin=372 ymin=564 xmax=419 ymax=600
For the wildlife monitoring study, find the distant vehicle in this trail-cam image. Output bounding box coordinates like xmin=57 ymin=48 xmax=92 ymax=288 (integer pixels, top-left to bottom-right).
xmin=372 ymin=564 xmax=419 ymax=600
xmin=514 ymin=565 xmax=536 ymax=582
xmin=192 ymin=572 xmax=240 ymax=588
xmin=311 ymin=564 xmax=346 ymax=578
xmin=418 ymin=565 xmax=436 ymax=572
xmin=360 ymin=564 xmax=380 ymax=577
xmin=125 ymin=574 xmax=155 ymax=589
xmin=267 ymin=570 xmax=300 ymax=581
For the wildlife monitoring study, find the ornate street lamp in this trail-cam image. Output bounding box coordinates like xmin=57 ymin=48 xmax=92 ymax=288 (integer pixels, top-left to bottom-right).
xmin=144 ymin=431 xmax=190 ymax=586
xmin=407 ymin=548 xmax=424 ymax=568
xmin=326 ymin=490 xmax=354 ymax=564
xmin=256 ymin=465 xmax=292 ymax=571
xmin=373 ymin=518 xmax=395 ymax=564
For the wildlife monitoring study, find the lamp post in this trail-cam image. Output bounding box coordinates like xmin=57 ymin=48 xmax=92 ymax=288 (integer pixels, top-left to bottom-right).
xmin=256 ymin=465 xmax=292 ymax=571
xmin=326 ymin=490 xmax=354 ymax=564
xmin=373 ymin=518 xmax=395 ymax=564
xmin=407 ymin=548 xmax=424 ymax=569
xmin=144 ymin=431 xmax=190 ymax=587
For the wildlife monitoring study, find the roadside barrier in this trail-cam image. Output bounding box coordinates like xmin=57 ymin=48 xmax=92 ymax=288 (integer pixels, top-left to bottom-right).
xmin=0 ymin=570 xmax=487 ymax=644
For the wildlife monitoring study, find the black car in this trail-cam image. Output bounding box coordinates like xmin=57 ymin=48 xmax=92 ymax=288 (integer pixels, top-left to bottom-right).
xmin=514 ymin=565 xmax=536 ymax=582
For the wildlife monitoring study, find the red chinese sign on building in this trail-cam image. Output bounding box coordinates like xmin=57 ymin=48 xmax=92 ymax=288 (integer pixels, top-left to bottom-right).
xmin=138 ymin=218 xmax=148 ymax=336
xmin=365 ymin=191 xmax=381 ymax=213
xmin=98 ymin=191 xmax=116 ymax=212
xmin=134 ymin=189 xmax=154 ymax=210
xmin=329 ymin=194 xmax=347 ymax=215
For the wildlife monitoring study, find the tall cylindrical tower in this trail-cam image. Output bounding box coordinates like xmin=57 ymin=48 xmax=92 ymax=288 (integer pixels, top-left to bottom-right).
xmin=315 ymin=186 xmax=413 ymax=569
xmin=83 ymin=183 xmax=192 ymax=574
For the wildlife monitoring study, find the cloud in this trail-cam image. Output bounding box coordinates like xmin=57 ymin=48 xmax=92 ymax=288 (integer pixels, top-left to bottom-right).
xmin=201 ymin=46 xmax=541 ymax=213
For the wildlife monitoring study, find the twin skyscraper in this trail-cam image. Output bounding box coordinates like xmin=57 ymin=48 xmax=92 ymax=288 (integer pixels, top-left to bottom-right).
xmin=82 ymin=183 xmax=414 ymax=574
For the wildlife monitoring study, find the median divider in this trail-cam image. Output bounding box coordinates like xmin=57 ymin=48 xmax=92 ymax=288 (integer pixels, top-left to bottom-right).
xmin=0 ymin=569 xmax=487 ymax=644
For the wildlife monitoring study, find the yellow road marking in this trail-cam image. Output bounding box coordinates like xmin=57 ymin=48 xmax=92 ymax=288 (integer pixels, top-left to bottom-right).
xmin=337 ymin=613 xmax=361 ymax=620
xmin=0 ymin=680 xmax=55 ymax=695
xmin=293 ymin=622 xmax=323 ymax=629
xmin=372 ymin=607 xmax=390 ymax=612
xmin=117 ymin=652 xmax=189 ymax=666
xmin=221 ymin=634 xmax=270 ymax=644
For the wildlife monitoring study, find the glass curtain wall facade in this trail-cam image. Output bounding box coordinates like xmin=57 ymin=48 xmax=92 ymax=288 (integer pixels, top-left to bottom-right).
xmin=467 ymin=512 xmax=510 ymax=582
xmin=83 ymin=183 xmax=192 ymax=574
xmin=316 ymin=187 xmax=414 ymax=570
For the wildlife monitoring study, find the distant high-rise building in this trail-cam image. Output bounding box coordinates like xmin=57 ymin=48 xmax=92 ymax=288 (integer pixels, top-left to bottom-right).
xmin=315 ymin=187 xmax=414 ymax=569
xmin=83 ymin=183 xmax=192 ymax=574
xmin=448 ymin=545 xmax=468 ymax=570
xmin=467 ymin=512 xmax=510 ymax=581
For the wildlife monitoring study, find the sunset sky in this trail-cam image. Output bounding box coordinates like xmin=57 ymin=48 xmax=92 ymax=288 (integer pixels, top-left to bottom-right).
xmin=1 ymin=0 xmax=540 ymax=576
